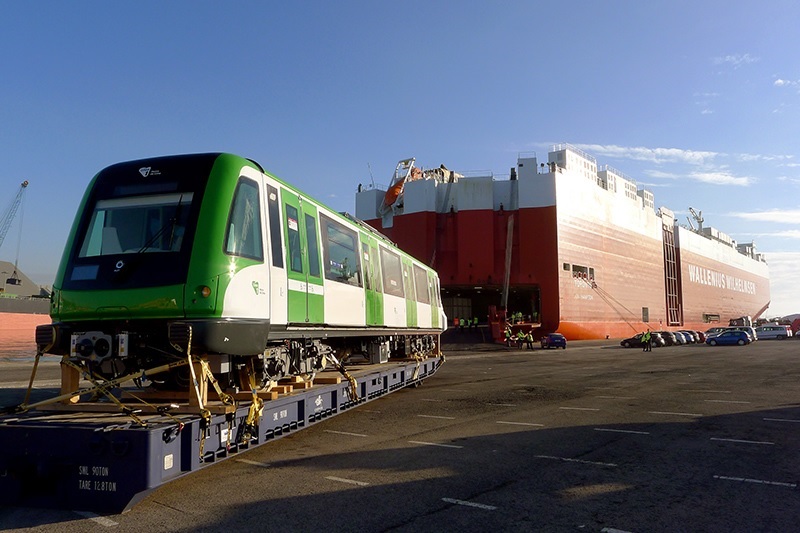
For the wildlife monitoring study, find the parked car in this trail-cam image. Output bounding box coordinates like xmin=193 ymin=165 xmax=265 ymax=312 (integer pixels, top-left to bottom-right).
xmin=540 ymin=333 xmax=567 ymax=349
xmin=694 ymin=330 xmax=706 ymax=342
xmin=679 ymin=330 xmax=699 ymax=343
xmin=656 ymin=331 xmax=678 ymax=346
xmin=754 ymin=325 xmax=790 ymax=340
xmin=673 ymin=331 xmax=687 ymax=344
xmin=704 ymin=327 xmax=728 ymax=339
xmin=620 ymin=332 xmax=664 ymax=348
xmin=728 ymin=326 xmax=758 ymax=341
xmin=705 ymin=330 xmax=751 ymax=346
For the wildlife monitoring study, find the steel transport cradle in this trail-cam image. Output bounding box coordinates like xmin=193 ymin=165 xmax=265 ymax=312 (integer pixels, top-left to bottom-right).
xmin=0 ymin=355 xmax=443 ymax=513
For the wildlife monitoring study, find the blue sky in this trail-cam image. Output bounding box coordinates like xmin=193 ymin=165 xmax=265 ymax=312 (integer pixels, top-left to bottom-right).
xmin=1 ymin=1 xmax=798 ymax=317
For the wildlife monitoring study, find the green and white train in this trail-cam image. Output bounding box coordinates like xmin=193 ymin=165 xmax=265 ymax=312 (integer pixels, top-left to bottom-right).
xmin=37 ymin=153 xmax=446 ymax=389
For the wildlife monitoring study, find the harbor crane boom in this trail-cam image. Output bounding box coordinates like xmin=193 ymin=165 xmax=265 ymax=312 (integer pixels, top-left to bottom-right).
xmin=0 ymin=180 xmax=28 ymax=251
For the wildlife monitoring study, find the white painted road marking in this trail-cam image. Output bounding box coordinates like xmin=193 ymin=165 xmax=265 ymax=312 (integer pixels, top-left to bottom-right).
xmin=601 ymin=528 xmax=635 ymax=533
xmin=74 ymin=511 xmax=118 ymax=527
xmin=417 ymin=414 xmax=456 ymax=420
xmin=441 ymin=388 xmax=469 ymax=392
xmin=704 ymin=399 xmax=751 ymax=404
xmin=325 ymin=476 xmax=369 ymax=486
xmin=682 ymin=389 xmax=731 ymax=393
xmin=764 ymin=417 xmax=800 ymax=423
xmin=594 ymin=428 xmax=650 ymax=435
xmin=649 ymin=411 xmax=703 ymax=417
xmin=715 ymin=475 xmax=796 ymax=488
xmin=487 ymin=403 xmax=519 ymax=407
xmin=420 ymin=398 xmax=444 ymax=402
xmin=409 ymin=440 xmax=464 ymax=449
xmin=534 ymin=455 xmax=617 ymax=467
xmin=595 ymin=395 xmax=637 ymax=400
xmin=323 ymin=430 xmax=368 ymax=437
xmin=710 ymin=437 xmax=774 ymax=445
xmin=497 ymin=421 xmax=544 ymax=427
xmin=559 ymin=407 xmax=600 ymax=411
xmin=236 ymin=459 xmax=271 ymax=467
xmin=442 ymin=498 xmax=497 ymax=510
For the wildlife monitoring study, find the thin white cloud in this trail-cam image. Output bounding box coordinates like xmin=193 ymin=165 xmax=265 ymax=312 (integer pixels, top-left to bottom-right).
xmin=732 ymin=209 xmax=800 ymax=224
xmin=713 ymin=53 xmax=759 ymax=68
xmin=690 ymin=171 xmax=752 ymax=186
xmin=575 ymin=144 xmax=720 ymax=165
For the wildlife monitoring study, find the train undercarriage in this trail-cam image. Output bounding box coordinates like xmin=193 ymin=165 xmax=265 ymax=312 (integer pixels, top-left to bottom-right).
xmin=35 ymin=320 xmax=440 ymax=393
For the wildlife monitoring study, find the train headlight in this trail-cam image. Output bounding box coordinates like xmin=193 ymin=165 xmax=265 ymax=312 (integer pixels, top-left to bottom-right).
xmin=94 ymin=337 xmax=110 ymax=358
xmin=200 ymin=286 xmax=211 ymax=298
xmin=75 ymin=338 xmax=94 ymax=358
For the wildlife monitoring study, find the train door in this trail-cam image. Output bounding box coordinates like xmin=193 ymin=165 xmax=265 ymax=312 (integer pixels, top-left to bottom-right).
xmin=362 ymin=235 xmax=384 ymax=326
xmin=282 ymin=191 xmax=324 ymax=324
xmin=402 ymin=258 xmax=417 ymax=327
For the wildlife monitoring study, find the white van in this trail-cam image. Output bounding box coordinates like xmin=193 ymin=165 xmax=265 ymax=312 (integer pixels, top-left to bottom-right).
xmin=754 ymin=325 xmax=791 ymax=340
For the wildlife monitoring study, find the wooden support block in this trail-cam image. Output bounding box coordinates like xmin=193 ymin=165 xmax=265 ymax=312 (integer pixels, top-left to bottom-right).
xmin=60 ymin=363 xmax=81 ymax=405
xmin=290 ymin=381 xmax=312 ymax=390
xmin=272 ymin=385 xmax=293 ymax=394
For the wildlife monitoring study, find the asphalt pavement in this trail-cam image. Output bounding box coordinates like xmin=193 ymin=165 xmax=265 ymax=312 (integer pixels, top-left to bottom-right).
xmin=2 ymin=338 xmax=800 ymax=532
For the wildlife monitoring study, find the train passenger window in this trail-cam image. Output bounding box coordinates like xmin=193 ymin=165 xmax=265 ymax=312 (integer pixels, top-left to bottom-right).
xmin=224 ymin=179 xmax=263 ymax=260
xmin=320 ymin=214 xmax=361 ymax=286
xmin=413 ymin=265 xmax=430 ymax=304
xmin=380 ymin=248 xmax=404 ymax=298
xmin=267 ymin=185 xmax=283 ymax=268
xmin=305 ymin=214 xmax=320 ymax=277
xmin=285 ymin=205 xmax=303 ymax=273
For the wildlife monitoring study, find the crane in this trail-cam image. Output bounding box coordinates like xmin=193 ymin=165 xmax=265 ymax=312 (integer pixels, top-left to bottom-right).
xmin=0 ymin=180 xmax=29 ymax=288
xmin=0 ymin=180 xmax=28 ymax=251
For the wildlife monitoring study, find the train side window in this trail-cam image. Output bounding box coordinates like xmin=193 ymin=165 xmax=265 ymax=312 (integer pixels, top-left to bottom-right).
xmin=380 ymin=247 xmax=404 ymax=298
xmin=320 ymin=214 xmax=361 ymax=286
xmin=413 ymin=265 xmax=430 ymax=304
xmin=305 ymin=213 xmax=321 ymax=277
xmin=266 ymin=185 xmax=283 ymax=268
xmin=285 ymin=205 xmax=303 ymax=273
xmin=224 ymin=179 xmax=263 ymax=260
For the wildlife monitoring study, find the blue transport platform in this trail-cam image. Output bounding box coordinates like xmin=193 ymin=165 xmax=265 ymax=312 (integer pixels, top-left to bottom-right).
xmin=0 ymin=356 xmax=442 ymax=513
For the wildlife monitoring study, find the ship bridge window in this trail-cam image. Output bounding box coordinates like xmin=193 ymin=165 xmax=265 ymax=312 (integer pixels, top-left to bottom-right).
xmin=571 ymin=264 xmax=593 ymax=280
xmin=320 ymin=214 xmax=361 ymax=287
xmin=563 ymin=263 xmax=570 ymax=271
xmin=225 ymin=179 xmax=263 ymax=261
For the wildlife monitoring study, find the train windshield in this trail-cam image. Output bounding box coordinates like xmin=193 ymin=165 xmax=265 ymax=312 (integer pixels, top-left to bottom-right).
xmin=78 ymin=193 xmax=194 ymax=257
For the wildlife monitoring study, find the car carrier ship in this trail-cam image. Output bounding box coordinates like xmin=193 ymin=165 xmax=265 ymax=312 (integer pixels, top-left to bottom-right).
xmin=355 ymin=143 xmax=771 ymax=340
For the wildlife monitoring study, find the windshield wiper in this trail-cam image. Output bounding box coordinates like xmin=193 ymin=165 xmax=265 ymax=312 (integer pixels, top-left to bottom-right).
xmin=136 ymin=195 xmax=185 ymax=254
